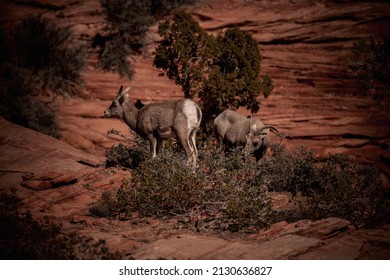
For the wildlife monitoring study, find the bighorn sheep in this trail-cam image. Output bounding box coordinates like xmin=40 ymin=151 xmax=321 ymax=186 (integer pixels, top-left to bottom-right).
xmin=214 ymin=109 xmax=281 ymax=160
xmin=104 ymin=85 xmax=202 ymax=166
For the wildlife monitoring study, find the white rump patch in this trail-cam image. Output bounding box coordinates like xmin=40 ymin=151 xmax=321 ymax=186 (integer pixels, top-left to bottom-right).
xmin=183 ymin=100 xmax=200 ymax=133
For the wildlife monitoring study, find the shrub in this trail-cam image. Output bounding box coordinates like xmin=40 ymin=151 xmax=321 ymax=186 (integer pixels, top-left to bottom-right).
xmin=0 ymin=15 xmax=86 ymax=137
xmin=94 ymin=140 xmax=388 ymax=232
xmin=97 ymin=148 xmax=209 ymax=218
xmin=255 ymin=143 xmax=389 ymax=228
xmin=89 ymin=191 xmax=121 ymax=219
xmin=96 ymin=35 xmax=134 ymax=78
xmin=127 ymin=154 xmax=208 ymax=217
xmin=104 ymin=130 xmax=149 ymax=169
xmin=290 ymin=155 xmax=389 ymax=228
xmin=0 ymin=64 xmax=59 ymax=138
xmin=0 ymin=191 xmax=121 ymax=259
xmin=105 ymin=142 xmax=149 ymax=169
xmin=10 ymin=15 xmax=86 ymax=95
xmin=348 ymin=36 xmax=389 ymax=98
xmin=222 ymin=184 xmax=273 ymax=232
xmin=252 ymin=144 xmax=319 ymax=195
xmin=199 ymin=145 xmax=274 ymax=231
xmin=154 ymin=11 xmax=214 ymax=98
xmin=97 ymin=0 xmax=198 ymax=78
xmin=93 ymin=141 xmax=274 ymax=232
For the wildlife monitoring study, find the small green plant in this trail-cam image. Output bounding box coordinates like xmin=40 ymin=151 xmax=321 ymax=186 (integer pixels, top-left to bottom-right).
xmin=199 ymin=145 xmax=274 ymax=231
xmin=105 ymin=143 xmax=149 ymax=169
xmin=0 ymin=191 xmax=121 ymax=259
xmin=126 ymin=155 xmax=208 ymax=217
xmin=105 ymin=131 xmax=149 ymax=169
xmin=89 ymin=191 xmax=120 ymax=218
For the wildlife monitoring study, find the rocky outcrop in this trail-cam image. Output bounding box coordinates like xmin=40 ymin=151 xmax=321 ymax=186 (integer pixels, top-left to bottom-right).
xmin=0 ymin=118 xmax=104 ymax=189
xmin=0 ymin=117 xmax=128 ymax=219
xmin=131 ymin=218 xmax=390 ymax=260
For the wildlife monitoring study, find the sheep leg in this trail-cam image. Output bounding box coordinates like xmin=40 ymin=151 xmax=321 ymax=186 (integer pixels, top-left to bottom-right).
xmin=147 ymin=135 xmax=157 ymax=158
xmin=177 ymin=131 xmax=195 ymax=166
xmin=189 ymin=130 xmax=198 ymax=164
xmin=156 ymin=138 xmax=165 ymax=155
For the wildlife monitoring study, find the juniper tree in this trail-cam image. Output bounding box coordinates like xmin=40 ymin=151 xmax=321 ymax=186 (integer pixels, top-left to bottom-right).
xmin=154 ymin=11 xmax=214 ymax=98
xmin=154 ymin=11 xmax=273 ymax=134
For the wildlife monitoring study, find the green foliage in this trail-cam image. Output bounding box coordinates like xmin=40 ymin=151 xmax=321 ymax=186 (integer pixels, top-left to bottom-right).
xmin=210 ymin=27 xmax=263 ymax=112
xmin=97 ymin=0 xmax=198 ymax=78
xmin=255 ymin=143 xmax=389 ymax=228
xmin=154 ymin=11 xmax=273 ymax=133
xmin=89 ymin=191 xmax=120 ymax=219
xmin=0 ymin=64 xmax=59 ymax=138
xmin=127 ymin=155 xmax=209 ymax=217
xmin=104 ymin=132 xmax=149 ymax=169
xmin=9 ymin=15 xmax=86 ymax=94
xmin=290 ymin=154 xmax=389 ymax=228
xmin=96 ymin=35 xmax=134 ymax=79
xmin=105 ymin=142 xmax=149 ymax=169
xmin=260 ymin=74 xmax=274 ymax=98
xmin=93 ymin=140 xmax=388 ymax=232
xmin=0 ymin=191 xmax=121 ymax=259
xmin=0 ymin=15 xmax=86 ymax=137
xmin=252 ymin=144 xmax=319 ymax=195
xmin=93 ymin=149 xmax=209 ymax=218
xmin=154 ymin=11 xmax=214 ymax=98
xmin=92 ymin=142 xmax=275 ymax=232
xmin=349 ymin=36 xmax=390 ymax=98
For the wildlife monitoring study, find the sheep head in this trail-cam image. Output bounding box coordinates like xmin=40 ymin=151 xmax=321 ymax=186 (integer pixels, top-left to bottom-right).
xmin=104 ymin=85 xmax=132 ymax=118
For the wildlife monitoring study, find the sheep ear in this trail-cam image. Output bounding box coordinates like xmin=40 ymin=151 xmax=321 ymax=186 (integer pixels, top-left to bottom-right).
xmin=122 ymin=87 xmax=132 ymax=95
xmin=117 ymin=85 xmax=123 ymax=96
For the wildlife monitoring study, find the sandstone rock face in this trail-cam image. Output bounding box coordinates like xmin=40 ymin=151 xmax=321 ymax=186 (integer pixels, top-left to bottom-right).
xmin=0 ymin=118 xmax=104 ymax=190
xmin=1 ymin=119 xmax=389 ymax=260
xmin=131 ymin=218 xmax=390 ymax=260
xmin=0 ymin=0 xmax=389 ymax=260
